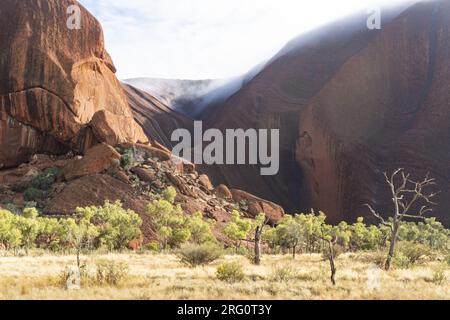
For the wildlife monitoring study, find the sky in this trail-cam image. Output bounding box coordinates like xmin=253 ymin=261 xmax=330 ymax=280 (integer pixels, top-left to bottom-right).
xmin=79 ymin=0 xmax=413 ymax=80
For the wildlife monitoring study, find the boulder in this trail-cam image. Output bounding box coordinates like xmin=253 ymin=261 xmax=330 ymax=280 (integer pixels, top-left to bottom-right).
xmin=231 ymin=189 xmax=284 ymax=224
xmin=61 ymin=143 xmax=121 ymax=181
xmin=198 ymin=174 xmax=213 ymax=191
xmin=131 ymin=167 xmax=156 ymax=183
xmin=135 ymin=144 xmax=172 ymax=162
xmin=214 ymin=184 xmax=232 ymax=201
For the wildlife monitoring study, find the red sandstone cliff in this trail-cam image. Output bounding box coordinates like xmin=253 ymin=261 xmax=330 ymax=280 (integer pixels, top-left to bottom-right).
xmin=202 ymin=1 xmax=450 ymax=225
xmin=0 ymin=0 xmax=148 ymax=169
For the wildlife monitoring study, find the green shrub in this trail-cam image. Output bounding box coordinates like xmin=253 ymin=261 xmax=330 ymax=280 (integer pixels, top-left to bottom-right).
xmin=162 ymin=186 xmax=177 ymax=204
xmin=24 ymin=187 xmax=43 ymax=202
xmin=96 ymin=260 xmax=129 ymax=285
xmin=216 ymin=261 xmax=245 ymax=283
xmin=270 ymin=265 xmax=299 ymax=282
xmin=397 ymin=241 xmax=432 ymax=264
xmin=178 ymin=243 xmax=223 ymax=267
xmin=393 ymin=242 xmax=432 ymax=268
xmin=31 ymin=167 xmax=60 ymax=190
xmin=145 ymin=241 xmax=160 ymax=252
xmin=120 ymin=149 xmax=135 ymax=170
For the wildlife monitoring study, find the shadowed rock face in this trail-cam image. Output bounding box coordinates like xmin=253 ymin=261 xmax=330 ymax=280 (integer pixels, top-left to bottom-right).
xmin=0 ymin=0 xmax=148 ymax=168
xmin=203 ymin=1 xmax=450 ymax=225
xmin=123 ymin=83 xmax=193 ymax=149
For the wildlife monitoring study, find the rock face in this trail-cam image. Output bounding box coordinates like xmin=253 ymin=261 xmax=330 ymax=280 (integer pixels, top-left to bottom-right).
xmin=0 ymin=0 xmax=147 ymax=169
xmin=123 ymin=83 xmax=192 ymax=149
xmin=202 ymin=1 xmax=450 ymax=225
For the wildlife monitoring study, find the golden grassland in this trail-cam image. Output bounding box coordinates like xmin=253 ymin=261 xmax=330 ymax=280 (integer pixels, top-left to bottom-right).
xmin=0 ymin=252 xmax=448 ymax=300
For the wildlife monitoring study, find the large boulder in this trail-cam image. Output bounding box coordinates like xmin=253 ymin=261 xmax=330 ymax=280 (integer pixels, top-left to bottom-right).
xmin=61 ymin=143 xmax=121 ymax=181
xmin=0 ymin=0 xmax=147 ymax=168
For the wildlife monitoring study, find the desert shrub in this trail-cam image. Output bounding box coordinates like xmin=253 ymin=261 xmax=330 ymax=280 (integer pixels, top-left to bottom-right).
xmin=24 ymin=187 xmax=43 ymax=202
xmin=162 ymin=186 xmax=177 ymax=204
xmin=399 ymin=218 xmax=450 ymax=252
xmin=393 ymin=241 xmax=432 ymax=268
xmin=31 ymin=167 xmax=60 ymax=190
xmin=446 ymin=255 xmax=450 ymax=266
xmin=120 ymin=149 xmax=135 ymax=170
xmin=178 ymin=243 xmax=223 ymax=267
xmin=430 ymin=267 xmax=446 ymax=285
xmin=216 ymin=262 xmax=245 ymax=283
xmin=144 ymin=241 xmax=160 ymax=252
xmin=96 ymin=260 xmax=129 ymax=285
xmin=270 ymin=265 xmax=299 ymax=282
xmin=59 ymin=263 xmax=91 ymax=288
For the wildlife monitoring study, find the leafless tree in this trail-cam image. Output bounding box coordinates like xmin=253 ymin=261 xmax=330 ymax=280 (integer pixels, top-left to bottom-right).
xmin=365 ymin=169 xmax=439 ymax=270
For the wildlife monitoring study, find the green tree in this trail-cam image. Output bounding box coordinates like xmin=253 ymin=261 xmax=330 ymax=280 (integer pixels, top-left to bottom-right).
xmin=76 ymin=201 xmax=142 ymax=251
xmin=0 ymin=209 xmax=22 ymax=253
xmin=223 ymin=211 xmax=253 ymax=250
xmin=146 ymin=199 xmax=191 ymax=249
xmin=186 ymin=212 xmax=216 ymax=244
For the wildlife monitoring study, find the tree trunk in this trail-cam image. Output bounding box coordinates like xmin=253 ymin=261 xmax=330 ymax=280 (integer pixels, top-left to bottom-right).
xmin=292 ymin=245 xmax=296 ymax=259
xmin=328 ymin=242 xmax=337 ymax=285
xmin=385 ymin=222 xmax=399 ymax=271
xmin=254 ymin=226 xmax=262 ymax=265
xmin=76 ymin=248 xmax=81 ymax=271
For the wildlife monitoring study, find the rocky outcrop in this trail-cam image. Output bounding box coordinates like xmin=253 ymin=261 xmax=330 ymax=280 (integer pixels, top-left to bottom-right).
xmin=61 ymin=143 xmax=121 ymax=181
xmin=202 ymin=1 xmax=450 ymax=226
xmin=230 ymin=189 xmax=284 ymax=225
xmin=0 ymin=0 xmax=147 ymax=169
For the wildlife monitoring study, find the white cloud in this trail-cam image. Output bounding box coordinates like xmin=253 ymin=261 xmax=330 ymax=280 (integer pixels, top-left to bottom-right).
xmin=79 ymin=0 xmax=414 ymax=80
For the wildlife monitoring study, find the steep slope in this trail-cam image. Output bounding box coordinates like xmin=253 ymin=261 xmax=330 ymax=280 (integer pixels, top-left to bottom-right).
xmin=203 ymin=1 xmax=450 ymax=225
xmin=0 ymin=0 xmax=147 ymax=169
xmin=122 ymin=83 xmax=193 ymax=149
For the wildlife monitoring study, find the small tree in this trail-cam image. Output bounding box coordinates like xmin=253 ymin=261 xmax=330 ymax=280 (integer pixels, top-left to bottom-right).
xmin=146 ymin=199 xmax=191 ymax=249
xmin=63 ymin=217 xmax=99 ymax=271
xmin=365 ymin=169 xmax=439 ymax=270
xmin=14 ymin=211 xmax=39 ymax=254
xmin=76 ymin=201 xmax=142 ymax=251
xmin=274 ymin=215 xmax=305 ymax=258
xmin=186 ymin=212 xmax=216 ymax=244
xmin=223 ymin=211 xmax=253 ymax=250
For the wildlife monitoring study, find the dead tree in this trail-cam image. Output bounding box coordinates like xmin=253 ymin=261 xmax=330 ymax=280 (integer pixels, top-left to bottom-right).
xmin=365 ymin=169 xmax=439 ymax=271
xmin=254 ymin=217 xmax=270 ymax=265
xmin=317 ymin=234 xmax=339 ymax=286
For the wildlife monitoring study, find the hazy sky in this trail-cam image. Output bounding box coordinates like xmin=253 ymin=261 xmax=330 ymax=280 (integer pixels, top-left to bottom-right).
xmin=79 ymin=0 xmax=413 ymax=80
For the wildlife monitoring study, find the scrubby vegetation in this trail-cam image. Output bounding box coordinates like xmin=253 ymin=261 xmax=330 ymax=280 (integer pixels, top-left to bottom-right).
xmin=177 ymin=243 xmax=223 ymax=267
xmin=0 ymin=201 xmax=142 ymax=254
xmin=0 ymin=184 xmax=448 ymax=298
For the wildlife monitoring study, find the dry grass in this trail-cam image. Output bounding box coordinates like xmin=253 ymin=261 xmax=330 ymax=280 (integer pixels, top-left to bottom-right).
xmin=0 ymin=252 xmax=448 ymax=300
